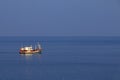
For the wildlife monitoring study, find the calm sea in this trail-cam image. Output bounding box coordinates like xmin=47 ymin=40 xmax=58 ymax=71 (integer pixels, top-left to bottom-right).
xmin=0 ymin=36 xmax=120 ymax=80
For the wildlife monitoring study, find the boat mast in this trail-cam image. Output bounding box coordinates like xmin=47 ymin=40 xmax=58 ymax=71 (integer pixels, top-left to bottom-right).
xmin=35 ymin=45 xmax=37 ymax=49
xmin=37 ymin=42 xmax=41 ymax=49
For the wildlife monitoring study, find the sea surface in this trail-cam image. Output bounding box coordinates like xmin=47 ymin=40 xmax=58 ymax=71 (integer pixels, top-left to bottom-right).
xmin=0 ymin=36 xmax=120 ymax=80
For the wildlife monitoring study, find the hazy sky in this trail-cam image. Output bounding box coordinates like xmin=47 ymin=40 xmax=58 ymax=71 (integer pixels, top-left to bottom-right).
xmin=0 ymin=0 xmax=120 ymax=36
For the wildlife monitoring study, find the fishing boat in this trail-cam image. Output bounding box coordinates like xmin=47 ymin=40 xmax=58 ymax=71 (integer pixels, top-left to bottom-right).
xmin=19 ymin=43 xmax=42 ymax=54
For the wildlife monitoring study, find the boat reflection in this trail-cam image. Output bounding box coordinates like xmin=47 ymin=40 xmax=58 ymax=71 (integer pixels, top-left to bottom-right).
xmin=20 ymin=53 xmax=42 ymax=61
xmin=20 ymin=52 xmax=42 ymax=56
xmin=20 ymin=54 xmax=33 ymax=56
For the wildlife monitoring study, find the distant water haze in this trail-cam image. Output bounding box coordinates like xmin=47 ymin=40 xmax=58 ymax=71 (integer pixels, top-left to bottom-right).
xmin=0 ymin=0 xmax=120 ymax=36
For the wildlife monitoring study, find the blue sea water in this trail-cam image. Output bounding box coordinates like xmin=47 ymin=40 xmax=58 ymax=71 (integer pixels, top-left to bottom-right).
xmin=0 ymin=36 xmax=120 ymax=80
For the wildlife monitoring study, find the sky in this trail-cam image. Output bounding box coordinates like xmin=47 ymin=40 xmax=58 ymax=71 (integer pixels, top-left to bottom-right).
xmin=0 ymin=0 xmax=120 ymax=36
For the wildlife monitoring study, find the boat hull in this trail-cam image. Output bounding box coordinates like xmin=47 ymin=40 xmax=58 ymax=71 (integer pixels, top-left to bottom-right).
xmin=19 ymin=49 xmax=42 ymax=54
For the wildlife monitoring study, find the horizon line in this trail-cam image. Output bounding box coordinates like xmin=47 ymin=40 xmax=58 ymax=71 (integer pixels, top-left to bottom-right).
xmin=0 ymin=35 xmax=120 ymax=37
